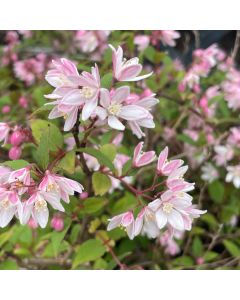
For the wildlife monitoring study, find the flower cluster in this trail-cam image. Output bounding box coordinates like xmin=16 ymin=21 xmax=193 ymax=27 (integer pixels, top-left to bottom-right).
xmin=44 ymin=45 xmax=157 ymax=137
xmin=0 ymin=166 xmax=83 ymax=228
xmin=107 ymin=143 xmax=206 ymax=240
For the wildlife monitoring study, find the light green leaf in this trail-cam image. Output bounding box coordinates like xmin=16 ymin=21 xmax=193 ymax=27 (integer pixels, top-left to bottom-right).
xmin=223 ymin=240 xmax=240 ymax=257
xmin=92 ymin=172 xmax=111 ymax=196
xmin=57 ymin=150 xmax=75 ymax=174
xmin=208 ymin=180 xmax=224 ymax=203
xmin=100 ymin=144 xmax=117 ymax=162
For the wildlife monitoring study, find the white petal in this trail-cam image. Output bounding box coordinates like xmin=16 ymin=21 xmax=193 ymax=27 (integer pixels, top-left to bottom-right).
xmin=82 ymin=97 xmax=98 ymax=121
xmin=108 ymin=116 xmax=125 ymax=130
xmin=155 ymin=209 xmax=167 ymax=229
xmin=112 ymin=86 xmax=130 ymax=103
xmin=34 ymin=207 xmax=49 ymax=228
xmin=168 ymin=210 xmax=184 ymax=231
xmin=119 ymin=105 xmax=148 ymax=121
xmin=0 ymin=206 xmax=16 ymax=227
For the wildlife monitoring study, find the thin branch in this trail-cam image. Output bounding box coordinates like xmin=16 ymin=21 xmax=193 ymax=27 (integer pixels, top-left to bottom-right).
xmin=232 ymin=30 xmax=240 ymax=61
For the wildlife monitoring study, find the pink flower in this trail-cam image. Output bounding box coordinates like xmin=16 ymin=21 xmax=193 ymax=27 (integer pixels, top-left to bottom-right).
xmin=109 ymin=44 xmax=152 ymax=81
xmin=0 ymin=190 xmax=22 ymax=227
xmin=22 ymin=191 xmax=65 ymax=228
xmin=227 ymin=127 xmax=240 ymax=147
xmin=2 ymin=105 xmax=11 ymax=114
xmin=0 ymin=122 xmax=10 ymax=145
xmin=214 ymin=145 xmax=234 ymax=166
xmin=8 ymin=167 xmax=31 ymax=195
xmin=134 ymin=35 xmax=150 ymax=51
xmin=133 ymin=142 xmax=156 ymax=167
xmin=157 ymin=146 xmax=184 ymax=176
xmin=134 ymin=207 xmax=159 ymax=238
xmin=159 ymin=230 xmax=180 ymax=256
xmin=107 ymin=211 xmax=135 ymax=240
xmin=157 ymin=30 xmax=180 ymax=47
xmin=18 ymin=96 xmax=28 ymax=108
xmin=10 ymin=130 xmax=25 ymax=146
xmin=28 ymin=217 xmax=38 ymax=229
xmin=0 ymin=166 xmax=11 ymax=184
xmin=149 ymin=190 xmax=193 ymax=231
xmin=39 ymin=170 xmax=84 ymax=203
xmin=96 ymin=86 xmax=149 ymax=130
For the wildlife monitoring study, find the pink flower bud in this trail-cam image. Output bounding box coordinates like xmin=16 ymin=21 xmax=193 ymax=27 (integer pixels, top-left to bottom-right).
xmin=133 ymin=142 xmax=156 ymax=168
xmin=10 ymin=130 xmax=25 ymax=146
xmin=28 ymin=217 xmax=38 ymax=229
xmin=2 ymin=105 xmax=11 ymax=114
xmin=141 ymin=88 xmax=153 ymax=98
xmin=18 ymin=96 xmax=28 ymax=108
xmin=80 ymin=191 xmax=89 ymax=199
xmin=51 ymin=216 xmax=64 ymax=231
xmin=196 ymin=257 xmax=205 ymax=265
xmin=9 ymin=146 xmax=22 ymax=160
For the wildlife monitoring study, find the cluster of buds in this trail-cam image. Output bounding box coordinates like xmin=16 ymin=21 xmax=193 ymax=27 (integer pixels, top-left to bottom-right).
xmin=0 ymin=166 xmax=83 ymax=228
xmin=107 ymin=143 xmax=206 ymax=241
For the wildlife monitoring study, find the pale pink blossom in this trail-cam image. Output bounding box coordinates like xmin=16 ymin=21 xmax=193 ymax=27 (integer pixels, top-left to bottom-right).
xmin=0 ymin=122 xmax=10 ymax=145
xmin=0 ymin=166 xmax=11 ymax=184
xmin=96 ymin=86 xmax=149 ymax=131
xmin=201 ymin=163 xmax=219 ymax=183
xmin=109 ymin=44 xmax=153 ymax=81
xmin=157 ymin=146 xmax=184 ymax=176
xmin=22 ymin=191 xmax=65 ymax=228
xmin=133 ymin=142 xmax=156 ymax=167
xmin=8 ymin=167 xmax=31 ymax=195
xmin=2 ymin=105 xmax=11 ymax=114
xmin=226 ymin=165 xmax=240 ymax=188
xmin=154 ymin=30 xmax=180 ymax=47
xmin=134 ymin=35 xmax=150 ymax=51
xmin=134 ymin=207 xmax=159 ymax=238
xmin=159 ymin=230 xmax=180 ymax=256
xmin=107 ymin=211 xmax=135 ymax=240
xmin=214 ymin=145 xmax=234 ymax=166
xmin=227 ymin=127 xmax=240 ymax=147
xmin=39 ymin=170 xmax=84 ymax=203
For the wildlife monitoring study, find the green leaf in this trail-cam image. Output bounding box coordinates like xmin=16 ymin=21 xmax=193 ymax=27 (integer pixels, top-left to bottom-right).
xmin=144 ymin=46 xmax=156 ymax=63
xmin=83 ymin=197 xmax=107 ymax=214
xmin=30 ymin=119 xmax=63 ymax=152
xmin=76 ymin=147 xmax=115 ymax=172
xmin=51 ymin=221 xmax=71 ymax=257
xmin=35 ymin=133 xmax=50 ymax=170
xmin=100 ymin=144 xmax=117 ymax=162
xmin=101 ymin=73 xmax=113 ymax=89
xmin=223 ymin=240 xmax=240 ymax=257
xmin=192 ymin=236 xmax=203 ymax=257
xmin=0 ymin=259 xmax=18 ymax=270
xmin=92 ymin=172 xmax=111 ymax=196
xmin=177 ymin=134 xmax=197 ymax=146
xmin=3 ymin=160 xmax=29 ymax=169
xmin=0 ymin=229 xmax=13 ymax=247
xmin=208 ymin=180 xmax=224 ymax=203
xmin=203 ymin=251 xmax=219 ymax=262
xmin=57 ymin=150 xmax=75 ymax=174
xmin=111 ymin=192 xmax=136 ymax=215
xmin=73 ymin=239 xmax=106 ymax=268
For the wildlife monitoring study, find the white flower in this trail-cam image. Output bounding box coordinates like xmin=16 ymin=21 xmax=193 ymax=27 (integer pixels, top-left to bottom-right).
xmin=201 ymin=163 xmax=219 ymax=183
xmin=226 ymin=165 xmax=240 ymax=188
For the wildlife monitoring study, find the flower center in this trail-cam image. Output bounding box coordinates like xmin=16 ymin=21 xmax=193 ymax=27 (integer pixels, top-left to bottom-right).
xmin=108 ymin=103 xmax=122 ymax=115
xmin=35 ymin=199 xmax=47 ymax=212
xmin=162 ymin=202 xmax=173 ymax=214
xmin=0 ymin=198 xmax=10 ymax=209
xmin=47 ymin=183 xmax=59 ymax=192
xmin=81 ymin=86 xmax=95 ymax=99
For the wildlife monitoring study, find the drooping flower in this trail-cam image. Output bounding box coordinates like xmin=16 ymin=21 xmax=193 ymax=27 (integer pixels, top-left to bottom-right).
xmin=133 ymin=142 xmax=156 ymax=167
xmin=134 ymin=207 xmax=159 ymax=238
xmin=109 ymin=44 xmax=152 ymax=81
xmin=39 ymin=170 xmax=84 ymax=203
xmin=107 ymin=211 xmax=135 ymax=240
xmin=201 ymin=163 xmax=219 ymax=183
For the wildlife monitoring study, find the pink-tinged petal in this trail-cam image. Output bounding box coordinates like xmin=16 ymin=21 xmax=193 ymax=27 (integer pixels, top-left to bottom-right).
xmin=8 ymin=192 xmax=19 ymax=204
xmin=112 ymin=86 xmax=130 ymax=103
xmin=127 ymin=72 xmax=153 ymax=82
xmin=155 ymin=209 xmax=167 ymax=229
xmin=100 ymin=88 xmax=111 ymax=108
xmin=108 ymin=116 xmax=125 ymax=130
xmin=137 ymin=96 xmax=159 ymax=109
xmin=61 ymin=89 xmax=84 ymax=106
xmin=128 ymin=121 xmax=145 ymax=139
xmin=161 ymin=190 xmax=174 ymax=202
xmin=118 ymin=64 xmax=142 ymax=81
xmin=27 ymin=193 xmax=37 ymax=205
xmin=0 ymin=206 xmax=16 ymax=227
xmin=20 ymin=203 xmax=33 ymax=224
xmin=182 ymin=215 xmax=192 ymax=231
xmin=168 ymin=210 xmax=184 ymax=231
xmin=82 ymin=97 xmax=98 ymax=121
xmin=64 ymin=107 xmax=79 ymax=131
xmin=134 ymin=209 xmax=145 ymax=236
xmin=126 ymin=222 xmax=135 ymax=240
xmin=148 ymin=198 xmax=161 ymax=211
xmin=137 ymin=117 xmax=155 ymax=128
xmin=61 ymin=177 xmax=84 ymax=193
xmin=133 ymin=142 xmax=143 ymax=163
xmin=121 ymin=212 xmax=134 ymax=226
xmin=168 ymin=165 xmax=188 ymax=179
xmin=119 ymin=105 xmax=148 ymax=121
xmin=48 ymin=106 xmax=63 ymax=119
xmin=136 ymin=151 xmax=156 ymax=167
xmin=162 ymin=159 xmax=184 ymax=175
xmin=157 ymin=146 xmax=169 ymax=173
xmin=95 ymin=107 xmax=108 ymax=120
xmin=44 ymin=192 xmax=65 ymax=212
xmin=107 ymin=214 xmax=124 ymax=231
xmin=34 ymin=207 xmax=49 ymax=228
xmin=144 ymin=219 xmax=159 ymax=238
xmin=92 ymin=64 xmax=100 ymax=86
